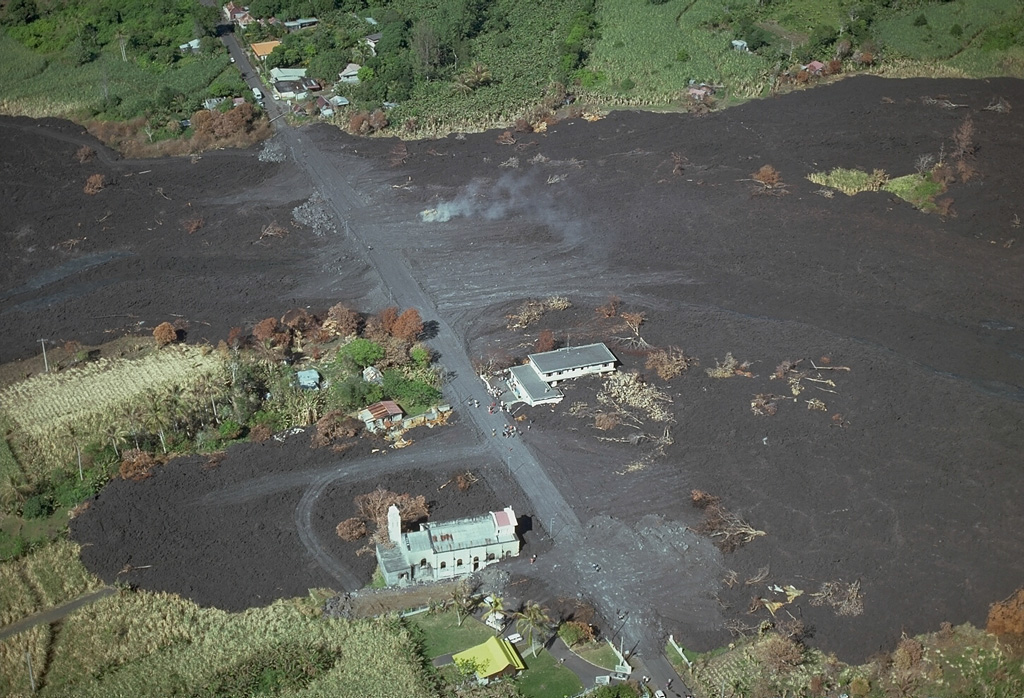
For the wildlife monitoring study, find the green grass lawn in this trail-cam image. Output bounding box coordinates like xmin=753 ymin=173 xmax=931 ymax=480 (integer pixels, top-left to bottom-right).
xmin=574 ymin=641 xmax=620 ymax=671
xmin=517 ymin=650 xmax=583 ymax=698
xmin=405 ymin=609 xmax=494 ymax=659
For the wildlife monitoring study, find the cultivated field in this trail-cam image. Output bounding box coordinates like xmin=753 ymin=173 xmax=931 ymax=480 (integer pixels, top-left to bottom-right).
xmin=0 ymin=345 xmax=227 ymax=482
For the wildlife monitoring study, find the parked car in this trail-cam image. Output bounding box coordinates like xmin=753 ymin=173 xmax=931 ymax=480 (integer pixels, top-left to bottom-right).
xmin=252 ymin=87 xmax=263 ymax=100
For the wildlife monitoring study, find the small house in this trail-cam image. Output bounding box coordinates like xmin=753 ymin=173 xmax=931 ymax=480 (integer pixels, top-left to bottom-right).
xmin=329 ymin=95 xmax=350 ymax=108
xmin=270 ymin=67 xmax=307 ymax=82
xmin=179 ymin=38 xmax=201 ymax=54
xmin=251 ymin=40 xmax=281 ymax=62
xmin=284 ymin=17 xmax=318 ymax=31
xmin=452 ymin=637 xmax=525 ymax=684
xmin=203 ymin=96 xmax=227 ymax=111
xmin=731 ymin=39 xmax=748 ymax=52
xmin=357 ymin=400 xmax=403 ymax=433
xmin=273 ymin=80 xmax=304 ymax=100
xmin=805 ymin=60 xmax=825 ymax=75
xmin=316 ymin=95 xmax=333 ymax=117
xmin=364 ymin=32 xmax=382 ymax=54
xmin=338 ymin=63 xmax=361 ymax=84
xmin=223 ymin=2 xmax=252 ymax=24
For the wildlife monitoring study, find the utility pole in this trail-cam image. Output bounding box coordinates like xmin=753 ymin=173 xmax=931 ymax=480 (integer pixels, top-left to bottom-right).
xmin=39 ymin=339 xmax=48 ymax=373
xmin=25 ymin=651 xmax=35 ymax=692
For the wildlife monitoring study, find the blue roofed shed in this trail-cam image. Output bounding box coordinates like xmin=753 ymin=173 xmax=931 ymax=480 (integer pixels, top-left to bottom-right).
xmin=296 ymin=369 xmax=321 ymax=390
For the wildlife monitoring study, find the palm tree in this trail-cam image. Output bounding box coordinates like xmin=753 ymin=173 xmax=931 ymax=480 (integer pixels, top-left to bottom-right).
xmin=449 ymin=580 xmax=479 ymax=627
xmin=143 ymin=392 xmax=171 ymax=453
xmin=515 ymin=601 xmax=553 ymax=657
xmin=101 ymin=419 xmax=128 ymax=459
xmin=482 ymin=595 xmax=504 ymax=634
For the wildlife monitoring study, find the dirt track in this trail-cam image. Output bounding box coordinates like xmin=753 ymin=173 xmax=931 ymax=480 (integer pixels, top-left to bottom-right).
xmin=4 ymin=75 xmax=1023 ymax=664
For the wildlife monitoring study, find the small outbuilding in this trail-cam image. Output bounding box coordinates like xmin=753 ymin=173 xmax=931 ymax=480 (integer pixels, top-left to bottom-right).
xmin=357 ymin=400 xmax=403 ymax=433
xmin=296 ymin=369 xmax=321 ymax=390
xmin=362 ymin=365 xmax=384 ymax=385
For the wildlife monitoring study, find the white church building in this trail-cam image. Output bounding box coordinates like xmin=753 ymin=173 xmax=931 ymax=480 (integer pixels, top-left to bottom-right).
xmin=376 ymin=505 xmax=520 ymax=586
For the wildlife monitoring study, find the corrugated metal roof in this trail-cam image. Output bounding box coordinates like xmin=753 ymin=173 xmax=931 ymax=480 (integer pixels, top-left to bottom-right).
xmin=363 ymin=400 xmax=402 ymax=420
xmin=420 ymin=511 xmax=513 ymax=553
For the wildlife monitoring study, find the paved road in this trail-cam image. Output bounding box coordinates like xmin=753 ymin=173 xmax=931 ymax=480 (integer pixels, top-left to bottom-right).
xmin=217 ymin=24 xmax=685 ymax=692
xmin=0 ymin=587 xmax=116 ymax=641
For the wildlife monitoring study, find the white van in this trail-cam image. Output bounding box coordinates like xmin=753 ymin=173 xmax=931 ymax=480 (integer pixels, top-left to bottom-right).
xmin=252 ymin=87 xmax=263 ymax=100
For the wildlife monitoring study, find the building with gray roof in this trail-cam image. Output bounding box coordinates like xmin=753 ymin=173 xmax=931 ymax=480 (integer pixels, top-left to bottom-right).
xmin=376 ymin=505 xmax=520 ymax=586
xmin=505 ymin=342 xmax=617 ymax=406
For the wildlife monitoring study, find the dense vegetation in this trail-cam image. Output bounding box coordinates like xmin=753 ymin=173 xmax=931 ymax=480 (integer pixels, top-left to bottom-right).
xmin=1 ymin=0 xmax=1021 ymax=137
xmin=0 ymin=545 xmax=439 ymax=697
xmin=0 ymin=303 xmax=440 ymax=566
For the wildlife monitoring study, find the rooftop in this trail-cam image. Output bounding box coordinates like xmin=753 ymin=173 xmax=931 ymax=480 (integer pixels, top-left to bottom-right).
xmin=453 ymin=637 xmax=525 ymax=679
xmin=412 ymin=510 xmax=516 ymax=554
xmin=360 ymin=400 xmax=403 ymax=420
xmin=251 ymin=40 xmax=281 ymax=58
xmin=528 ymin=342 xmax=616 ymax=375
xmin=509 ymin=364 xmax=562 ymax=403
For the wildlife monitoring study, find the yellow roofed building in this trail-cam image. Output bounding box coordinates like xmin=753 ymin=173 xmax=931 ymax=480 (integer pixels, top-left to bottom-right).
xmin=452 ymin=636 xmax=525 ymax=684
xmin=251 ymin=40 xmax=281 ymax=61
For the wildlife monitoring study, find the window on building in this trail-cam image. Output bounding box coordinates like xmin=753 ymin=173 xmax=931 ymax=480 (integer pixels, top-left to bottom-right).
xmin=420 ymin=558 xmax=427 ymax=568
xmin=440 ymin=561 xmax=446 ymax=569
xmin=456 ymin=559 xmax=463 ymax=567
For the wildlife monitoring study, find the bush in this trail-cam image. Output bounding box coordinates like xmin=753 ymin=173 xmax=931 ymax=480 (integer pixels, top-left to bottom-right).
xmin=336 ymin=517 xmax=367 ymax=541
xmin=74 ymin=146 xmax=96 ymax=163
xmin=217 ymin=420 xmax=243 ymax=441
xmin=21 ymin=493 xmax=51 ymax=518
xmin=153 ymin=321 xmax=178 ymax=346
xmin=913 ymin=13 xmax=928 ymax=28
xmin=558 ymin=620 xmax=595 ymax=647
xmin=50 ymin=474 xmax=97 ymax=510
xmin=535 ymin=330 xmax=556 ymax=353
xmin=83 ymin=173 xmax=105 ymax=194
xmin=340 ymin=338 xmax=385 ymax=368
xmin=391 ymin=308 xmax=423 ymax=342
xmin=329 ymin=377 xmax=384 ymax=412
xmin=119 ymin=448 xmax=158 ymax=480
xmin=0 ymin=529 xmax=26 ymax=561
xmin=950 ymin=24 xmax=963 ymax=38
xmin=753 ymin=165 xmax=781 ymax=187
xmin=755 ymin=634 xmax=804 ymax=673
xmin=326 ymin=303 xmax=361 ymax=337
xmin=409 ymin=345 xmax=431 ymax=368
